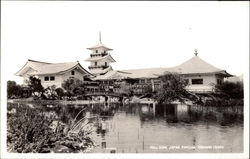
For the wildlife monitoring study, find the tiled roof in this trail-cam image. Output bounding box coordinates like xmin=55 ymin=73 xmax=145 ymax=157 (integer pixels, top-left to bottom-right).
xmin=122 ymin=68 xmax=173 ymax=78
xmin=29 ymin=62 xmax=79 ymax=75
xmin=122 ymin=56 xmax=232 ymax=78
xmin=16 ymin=59 xmax=92 ymax=76
xmin=85 ymin=56 xmax=105 ymax=61
xmin=90 ymin=66 xmax=113 ymax=76
xmin=172 ymin=56 xmax=223 ymax=74
xmin=85 ymin=54 xmax=116 ymax=62
xmin=94 ymin=70 xmax=132 ymax=80
xmin=87 ymin=43 xmax=113 ymax=51
xmin=94 ymin=55 xmax=232 ymax=80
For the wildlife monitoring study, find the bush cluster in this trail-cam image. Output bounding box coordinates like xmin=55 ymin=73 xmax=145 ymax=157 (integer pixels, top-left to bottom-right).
xmin=215 ymin=81 xmax=243 ymax=99
xmin=7 ymin=77 xmax=85 ymax=100
xmin=7 ymin=81 xmax=31 ymax=99
xmin=7 ymin=106 xmax=94 ymax=153
xmin=204 ymin=98 xmax=243 ymax=107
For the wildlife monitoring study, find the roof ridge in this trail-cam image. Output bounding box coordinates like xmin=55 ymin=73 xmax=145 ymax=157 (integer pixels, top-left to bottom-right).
xmin=116 ymin=70 xmax=133 ymax=74
xmin=28 ymin=59 xmax=51 ymax=64
xmin=122 ymin=67 xmax=170 ymax=71
xmin=28 ymin=59 xmax=79 ymax=65
xmin=48 ymin=61 xmax=78 ymax=65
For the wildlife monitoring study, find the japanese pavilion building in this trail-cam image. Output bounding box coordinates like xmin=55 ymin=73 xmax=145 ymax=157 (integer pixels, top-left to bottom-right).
xmin=16 ymin=34 xmax=233 ymax=93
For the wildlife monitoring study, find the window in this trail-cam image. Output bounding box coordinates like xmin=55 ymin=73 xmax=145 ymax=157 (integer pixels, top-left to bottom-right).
xmin=104 ymin=50 xmax=106 ymax=53
xmin=105 ymin=62 xmax=107 ymax=66
xmin=50 ymin=76 xmax=55 ymax=81
xmin=96 ymin=50 xmax=98 ymax=53
xmin=71 ymin=71 xmax=75 ymax=75
xmin=191 ymin=79 xmax=203 ymax=85
xmin=217 ymin=79 xmax=222 ymax=85
xmin=95 ymin=62 xmax=97 ymax=66
xmin=44 ymin=76 xmax=49 ymax=81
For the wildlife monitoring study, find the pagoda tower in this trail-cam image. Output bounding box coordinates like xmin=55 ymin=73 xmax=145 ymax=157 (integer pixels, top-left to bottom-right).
xmin=85 ymin=33 xmax=116 ymax=76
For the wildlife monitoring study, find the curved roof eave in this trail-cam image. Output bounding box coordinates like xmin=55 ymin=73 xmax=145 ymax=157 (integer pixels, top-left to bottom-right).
xmin=87 ymin=47 xmax=113 ymax=51
xmin=58 ymin=62 xmax=94 ymax=77
xmin=15 ymin=61 xmax=29 ymax=76
xmin=15 ymin=59 xmax=51 ymax=76
xmin=87 ymin=44 xmax=113 ymax=51
xmin=179 ymin=70 xmax=233 ymax=76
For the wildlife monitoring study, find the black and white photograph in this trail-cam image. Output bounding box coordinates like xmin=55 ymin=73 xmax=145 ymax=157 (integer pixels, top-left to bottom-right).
xmin=1 ymin=1 xmax=249 ymax=159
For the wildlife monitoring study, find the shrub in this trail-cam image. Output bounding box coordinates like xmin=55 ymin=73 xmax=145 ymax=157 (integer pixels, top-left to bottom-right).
xmin=215 ymin=81 xmax=243 ymax=99
xmin=43 ymin=86 xmax=59 ymax=100
xmin=55 ymin=88 xmax=65 ymax=99
xmin=7 ymin=81 xmax=22 ymax=98
xmin=7 ymin=81 xmax=31 ymax=99
xmin=7 ymin=106 xmax=94 ymax=153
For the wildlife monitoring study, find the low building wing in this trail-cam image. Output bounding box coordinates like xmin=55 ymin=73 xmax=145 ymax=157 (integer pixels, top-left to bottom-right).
xmin=16 ymin=59 xmax=93 ymax=77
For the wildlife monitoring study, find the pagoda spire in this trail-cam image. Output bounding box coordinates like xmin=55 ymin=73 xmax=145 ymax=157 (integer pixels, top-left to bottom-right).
xmin=99 ymin=31 xmax=102 ymax=44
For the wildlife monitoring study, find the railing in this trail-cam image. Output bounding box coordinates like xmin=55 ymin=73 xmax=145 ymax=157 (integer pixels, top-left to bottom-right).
xmin=85 ymin=91 xmax=125 ymax=97
xmin=187 ymin=88 xmax=214 ymax=94
xmin=90 ymin=53 xmax=108 ymax=57
xmin=88 ymin=66 xmax=109 ymax=69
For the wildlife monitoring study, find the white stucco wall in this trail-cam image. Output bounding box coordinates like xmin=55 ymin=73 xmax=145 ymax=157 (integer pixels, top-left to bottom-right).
xmin=39 ymin=74 xmax=63 ymax=88
xmin=38 ymin=68 xmax=86 ymax=88
xmin=91 ymin=48 xmax=108 ymax=54
xmin=62 ymin=69 xmax=84 ymax=81
xmin=90 ymin=58 xmax=111 ymax=75
xmin=90 ymin=58 xmax=110 ymax=66
xmin=99 ymin=59 xmax=110 ymax=66
xmin=183 ymin=74 xmax=217 ymax=86
xmin=183 ymin=73 xmax=223 ymax=92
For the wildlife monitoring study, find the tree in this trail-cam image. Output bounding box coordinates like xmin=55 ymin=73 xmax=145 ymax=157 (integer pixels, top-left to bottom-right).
xmin=26 ymin=76 xmax=44 ymax=96
xmin=7 ymin=81 xmax=21 ymax=98
xmin=215 ymin=81 xmax=243 ymax=99
xmin=7 ymin=80 xmax=32 ymax=99
xmin=154 ymin=72 xmax=188 ymax=104
xmin=62 ymin=78 xmax=84 ymax=97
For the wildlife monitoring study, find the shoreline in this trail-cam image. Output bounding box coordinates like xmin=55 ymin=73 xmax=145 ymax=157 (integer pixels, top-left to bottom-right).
xmin=7 ymin=99 xmax=104 ymax=105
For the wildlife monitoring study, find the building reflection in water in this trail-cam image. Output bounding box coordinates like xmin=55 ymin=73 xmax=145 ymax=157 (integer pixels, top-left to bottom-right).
xmin=139 ymin=104 xmax=191 ymax=125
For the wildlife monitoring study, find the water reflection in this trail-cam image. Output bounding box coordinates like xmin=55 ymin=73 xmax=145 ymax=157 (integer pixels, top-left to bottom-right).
xmin=7 ymin=102 xmax=243 ymax=153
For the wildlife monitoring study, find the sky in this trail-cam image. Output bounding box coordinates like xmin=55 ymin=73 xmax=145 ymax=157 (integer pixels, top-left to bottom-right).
xmin=1 ymin=1 xmax=249 ymax=84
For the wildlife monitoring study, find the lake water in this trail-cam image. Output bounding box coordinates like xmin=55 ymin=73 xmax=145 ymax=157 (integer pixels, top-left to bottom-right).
xmin=7 ymin=102 xmax=243 ymax=153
